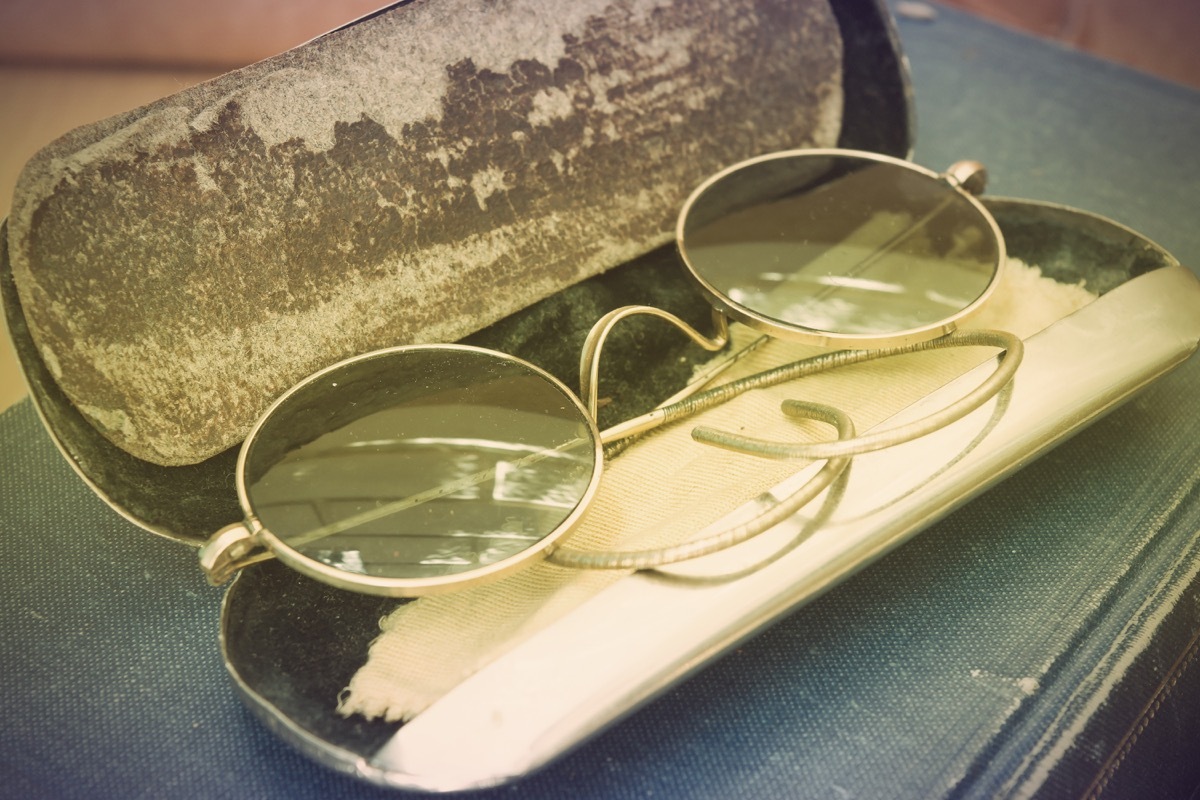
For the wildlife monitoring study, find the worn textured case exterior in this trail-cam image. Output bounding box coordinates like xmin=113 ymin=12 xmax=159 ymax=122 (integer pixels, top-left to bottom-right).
xmin=7 ymin=0 xmax=854 ymax=468
xmin=1 ymin=0 xmax=910 ymax=544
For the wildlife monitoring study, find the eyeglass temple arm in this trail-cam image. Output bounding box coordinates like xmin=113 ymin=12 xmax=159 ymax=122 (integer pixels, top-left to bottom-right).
xmin=547 ymin=401 xmax=854 ymax=571
xmin=579 ymin=305 xmax=729 ymax=423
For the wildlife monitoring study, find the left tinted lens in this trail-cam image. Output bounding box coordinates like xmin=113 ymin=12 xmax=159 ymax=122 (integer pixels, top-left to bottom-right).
xmin=240 ymin=346 xmax=600 ymax=591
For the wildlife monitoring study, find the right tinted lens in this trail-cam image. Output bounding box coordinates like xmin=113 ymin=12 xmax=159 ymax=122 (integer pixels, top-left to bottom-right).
xmin=679 ymin=152 xmax=1001 ymax=340
xmin=241 ymin=347 xmax=600 ymax=589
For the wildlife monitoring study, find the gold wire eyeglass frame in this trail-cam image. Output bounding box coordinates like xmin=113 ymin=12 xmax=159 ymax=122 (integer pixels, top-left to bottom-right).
xmin=199 ymin=149 xmax=1024 ymax=596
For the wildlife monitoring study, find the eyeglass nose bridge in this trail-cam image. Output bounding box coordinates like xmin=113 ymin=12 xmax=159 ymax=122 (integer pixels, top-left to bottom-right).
xmin=578 ymin=304 xmax=730 ymax=423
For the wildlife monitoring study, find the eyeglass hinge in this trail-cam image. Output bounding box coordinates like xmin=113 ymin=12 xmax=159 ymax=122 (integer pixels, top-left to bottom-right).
xmin=943 ymin=160 xmax=988 ymax=195
xmin=198 ymin=522 xmax=269 ymax=586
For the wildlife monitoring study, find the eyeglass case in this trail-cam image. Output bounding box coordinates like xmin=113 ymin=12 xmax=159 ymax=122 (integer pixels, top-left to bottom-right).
xmin=214 ymin=198 xmax=1200 ymax=791
xmin=4 ymin=0 xmax=1199 ymax=793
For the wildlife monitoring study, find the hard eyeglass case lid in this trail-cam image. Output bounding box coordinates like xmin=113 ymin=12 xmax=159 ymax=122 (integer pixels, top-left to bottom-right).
xmin=2 ymin=0 xmax=911 ymax=544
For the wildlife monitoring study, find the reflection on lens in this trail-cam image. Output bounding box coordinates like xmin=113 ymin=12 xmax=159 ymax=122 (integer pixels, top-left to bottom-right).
xmin=240 ymin=347 xmax=600 ymax=585
xmin=679 ymin=151 xmax=1002 ymax=340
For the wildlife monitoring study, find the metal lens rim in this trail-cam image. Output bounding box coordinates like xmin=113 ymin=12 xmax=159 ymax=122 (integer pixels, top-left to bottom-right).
xmin=675 ymin=148 xmax=1007 ymax=349
xmin=234 ymin=343 xmax=605 ymax=597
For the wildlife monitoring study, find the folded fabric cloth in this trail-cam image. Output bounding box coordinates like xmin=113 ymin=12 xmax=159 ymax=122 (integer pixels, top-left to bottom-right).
xmin=338 ymin=259 xmax=1095 ymax=722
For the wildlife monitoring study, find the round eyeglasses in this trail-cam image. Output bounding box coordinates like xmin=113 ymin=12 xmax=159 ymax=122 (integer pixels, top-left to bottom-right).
xmin=200 ymin=149 xmax=1023 ymax=596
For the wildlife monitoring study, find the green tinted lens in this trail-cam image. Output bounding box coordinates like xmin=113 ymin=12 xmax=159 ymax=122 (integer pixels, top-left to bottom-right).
xmin=240 ymin=346 xmax=600 ymax=592
xmin=679 ymin=152 xmax=1002 ymax=341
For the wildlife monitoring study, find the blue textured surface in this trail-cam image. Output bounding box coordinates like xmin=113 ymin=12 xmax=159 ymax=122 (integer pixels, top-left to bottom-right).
xmin=3 ymin=5 xmax=1200 ymax=798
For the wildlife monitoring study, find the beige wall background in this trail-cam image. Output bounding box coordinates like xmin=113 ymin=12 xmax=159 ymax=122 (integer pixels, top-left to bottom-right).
xmin=1 ymin=0 xmax=1197 ymax=413
xmin=0 ymin=1 xmax=384 ymax=412
xmin=0 ymin=0 xmax=387 ymax=69
xmin=2 ymin=0 xmax=1195 ymax=84
xmin=937 ymin=0 xmax=1199 ymax=89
